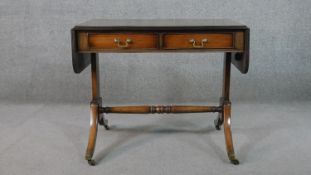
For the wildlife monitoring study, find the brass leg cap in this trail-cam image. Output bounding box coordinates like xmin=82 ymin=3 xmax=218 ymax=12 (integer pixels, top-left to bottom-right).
xmin=104 ymin=125 xmax=110 ymax=130
xmin=88 ymin=159 xmax=96 ymax=166
xmin=228 ymin=153 xmax=239 ymax=165
xmin=99 ymin=116 xmax=110 ymax=130
xmin=214 ymin=119 xmax=221 ymax=130
xmin=230 ymin=159 xmax=240 ymax=165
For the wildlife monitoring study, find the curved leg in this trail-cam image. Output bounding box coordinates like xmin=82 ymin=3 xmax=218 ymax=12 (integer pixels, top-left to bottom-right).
xmin=223 ymin=102 xmax=239 ymax=165
xmin=85 ymin=102 xmax=99 ymax=166
xmin=98 ymin=113 xmax=110 ymax=130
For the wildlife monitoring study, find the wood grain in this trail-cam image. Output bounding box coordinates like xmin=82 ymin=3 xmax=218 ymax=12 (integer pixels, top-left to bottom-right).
xmin=88 ymin=33 xmax=158 ymax=50
xmin=234 ymin=32 xmax=244 ymax=50
xmin=163 ymin=33 xmax=233 ymax=49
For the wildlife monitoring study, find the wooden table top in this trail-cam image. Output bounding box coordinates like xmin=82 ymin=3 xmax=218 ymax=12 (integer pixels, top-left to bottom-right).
xmin=71 ymin=19 xmax=249 ymax=74
xmin=73 ymin=19 xmax=248 ymax=30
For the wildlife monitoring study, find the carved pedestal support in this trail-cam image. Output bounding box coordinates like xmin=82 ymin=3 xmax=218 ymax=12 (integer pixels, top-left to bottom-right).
xmin=214 ymin=53 xmax=239 ymax=165
xmin=85 ymin=54 xmax=109 ymax=166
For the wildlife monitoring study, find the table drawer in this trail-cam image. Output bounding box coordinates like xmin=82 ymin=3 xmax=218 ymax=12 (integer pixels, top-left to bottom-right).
xmin=81 ymin=33 xmax=158 ymax=51
xmin=162 ymin=33 xmax=234 ymax=50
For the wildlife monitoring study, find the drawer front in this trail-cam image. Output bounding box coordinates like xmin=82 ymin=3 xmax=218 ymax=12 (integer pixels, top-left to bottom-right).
xmin=163 ymin=33 xmax=234 ymax=50
xmin=85 ymin=33 xmax=158 ymax=50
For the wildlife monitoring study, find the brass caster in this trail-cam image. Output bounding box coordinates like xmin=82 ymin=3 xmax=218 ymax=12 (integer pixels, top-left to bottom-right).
xmin=99 ymin=115 xmax=110 ymax=130
xmin=214 ymin=118 xmax=221 ymax=130
xmin=228 ymin=153 xmax=239 ymax=165
xmin=104 ymin=123 xmax=110 ymax=130
xmin=88 ymin=159 xmax=96 ymax=166
xmin=230 ymin=159 xmax=240 ymax=165
xmin=102 ymin=118 xmax=110 ymax=130
xmin=214 ymin=112 xmax=223 ymax=130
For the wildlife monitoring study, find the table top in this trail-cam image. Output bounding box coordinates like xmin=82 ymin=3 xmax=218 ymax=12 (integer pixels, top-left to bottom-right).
xmin=73 ymin=19 xmax=248 ymax=31
xmin=72 ymin=19 xmax=249 ymax=74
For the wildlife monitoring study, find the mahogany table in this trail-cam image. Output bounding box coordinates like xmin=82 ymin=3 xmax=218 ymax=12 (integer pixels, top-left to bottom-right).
xmin=71 ymin=19 xmax=250 ymax=166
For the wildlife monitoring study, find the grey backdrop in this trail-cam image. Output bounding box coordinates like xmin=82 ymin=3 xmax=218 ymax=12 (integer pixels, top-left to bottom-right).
xmin=1 ymin=0 xmax=311 ymax=104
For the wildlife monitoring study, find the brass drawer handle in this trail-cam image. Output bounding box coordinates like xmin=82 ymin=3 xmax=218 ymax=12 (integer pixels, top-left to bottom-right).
xmin=189 ymin=38 xmax=208 ymax=48
xmin=114 ymin=38 xmax=132 ymax=48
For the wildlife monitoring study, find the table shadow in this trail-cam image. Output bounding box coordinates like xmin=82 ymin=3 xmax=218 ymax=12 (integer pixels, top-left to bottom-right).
xmin=94 ymin=118 xmax=214 ymax=164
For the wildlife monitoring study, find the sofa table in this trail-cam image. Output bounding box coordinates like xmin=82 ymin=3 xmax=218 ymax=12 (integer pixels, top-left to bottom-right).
xmin=71 ymin=19 xmax=250 ymax=166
